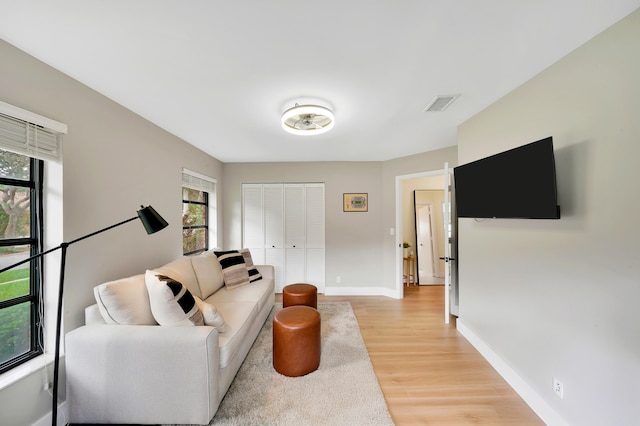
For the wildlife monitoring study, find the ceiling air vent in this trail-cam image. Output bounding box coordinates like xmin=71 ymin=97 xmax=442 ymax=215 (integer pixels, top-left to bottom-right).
xmin=424 ymin=95 xmax=459 ymax=112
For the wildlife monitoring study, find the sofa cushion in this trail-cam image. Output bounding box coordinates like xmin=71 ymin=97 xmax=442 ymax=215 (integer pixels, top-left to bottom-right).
xmin=194 ymin=296 xmax=227 ymax=332
xmin=213 ymin=301 xmax=258 ymax=368
xmin=238 ymin=249 xmax=262 ymax=283
xmin=207 ymin=277 xmax=274 ymax=320
xmin=94 ymin=274 xmax=157 ymax=325
xmin=214 ymin=250 xmax=250 ymax=290
xmin=145 ymin=270 xmax=204 ymax=326
xmin=190 ymin=252 xmax=225 ymax=299
xmin=152 ymin=257 xmax=202 ymax=299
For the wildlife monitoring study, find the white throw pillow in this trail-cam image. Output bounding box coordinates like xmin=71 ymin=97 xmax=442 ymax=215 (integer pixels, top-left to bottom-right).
xmin=144 ymin=270 xmax=204 ymax=326
xmin=194 ymin=296 xmax=227 ymax=332
xmin=94 ymin=274 xmax=157 ymax=325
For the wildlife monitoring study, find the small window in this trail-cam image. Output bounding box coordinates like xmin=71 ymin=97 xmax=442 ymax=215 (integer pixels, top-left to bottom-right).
xmin=182 ymin=188 xmax=208 ymax=255
xmin=182 ymin=169 xmax=216 ymax=255
xmin=0 ymin=150 xmax=44 ymax=373
xmin=0 ymin=103 xmax=64 ymax=375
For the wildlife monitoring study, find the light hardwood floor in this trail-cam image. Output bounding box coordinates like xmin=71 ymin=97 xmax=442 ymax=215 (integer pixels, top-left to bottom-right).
xmin=280 ymin=285 xmax=544 ymax=425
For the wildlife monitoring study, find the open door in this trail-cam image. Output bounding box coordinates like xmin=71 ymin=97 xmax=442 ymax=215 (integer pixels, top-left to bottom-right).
xmin=442 ymin=163 xmax=459 ymax=323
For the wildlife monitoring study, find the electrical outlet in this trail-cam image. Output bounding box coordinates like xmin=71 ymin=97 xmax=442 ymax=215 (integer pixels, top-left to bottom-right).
xmin=553 ymin=378 xmax=564 ymax=399
xmin=336 ymin=276 xmax=341 ymax=284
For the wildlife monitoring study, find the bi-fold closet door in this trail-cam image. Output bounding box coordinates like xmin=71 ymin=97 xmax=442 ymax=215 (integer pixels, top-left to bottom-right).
xmin=242 ymin=183 xmax=325 ymax=293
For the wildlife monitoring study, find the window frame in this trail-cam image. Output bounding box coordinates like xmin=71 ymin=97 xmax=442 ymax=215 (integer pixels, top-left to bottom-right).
xmin=182 ymin=188 xmax=209 ymax=255
xmin=181 ymin=169 xmax=217 ymax=256
xmin=0 ymin=154 xmax=44 ymax=374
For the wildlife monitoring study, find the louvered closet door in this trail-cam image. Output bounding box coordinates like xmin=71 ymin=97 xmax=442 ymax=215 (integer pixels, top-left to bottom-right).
xmin=305 ymin=184 xmax=325 ymax=292
xmin=263 ymin=184 xmax=285 ymax=289
xmin=242 ymin=183 xmax=325 ymax=293
xmin=284 ymin=184 xmax=306 ymax=289
xmin=242 ymin=184 xmax=265 ymax=263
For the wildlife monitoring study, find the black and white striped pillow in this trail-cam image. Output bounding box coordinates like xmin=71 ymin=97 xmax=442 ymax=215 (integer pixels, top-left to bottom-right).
xmin=214 ymin=250 xmax=251 ymax=290
xmin=239 ymin=248 xmax=262 ymax=283
xmin=145 ymin=270 xmax=204 ymax=326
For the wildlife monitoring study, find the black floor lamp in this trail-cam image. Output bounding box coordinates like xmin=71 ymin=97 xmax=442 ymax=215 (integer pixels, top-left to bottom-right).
xmin=0 ymin=205 xmax=168 ymax=426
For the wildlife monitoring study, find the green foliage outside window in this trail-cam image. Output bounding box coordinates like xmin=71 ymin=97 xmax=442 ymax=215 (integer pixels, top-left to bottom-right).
xmin=0 ymin=150 xmax=39 ymax=371
xmin=182 ymin=188 xmax=208 ymax=255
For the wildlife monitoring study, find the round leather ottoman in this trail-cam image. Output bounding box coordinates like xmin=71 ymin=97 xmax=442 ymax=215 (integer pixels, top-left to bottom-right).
xmin=282 ymin=283 xmax=318 ymax=309
xmin=273 ymin=305 xmax=321 ymax=377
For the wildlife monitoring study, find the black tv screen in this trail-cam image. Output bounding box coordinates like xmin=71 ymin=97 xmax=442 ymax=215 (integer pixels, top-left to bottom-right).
xmin=454 ymin=137 xmax=560 ymax=219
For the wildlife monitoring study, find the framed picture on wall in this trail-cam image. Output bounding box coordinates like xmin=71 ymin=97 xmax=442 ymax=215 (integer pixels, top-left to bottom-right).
xmin=343 ymin=193 xmax=368 ymax=212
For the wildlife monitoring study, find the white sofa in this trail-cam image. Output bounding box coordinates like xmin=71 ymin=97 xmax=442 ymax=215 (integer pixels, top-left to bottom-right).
xmin=65 ymin=251 xmax=275 ymax=425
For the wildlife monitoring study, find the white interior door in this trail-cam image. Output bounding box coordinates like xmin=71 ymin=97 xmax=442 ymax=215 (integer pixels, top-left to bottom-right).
xmin=242 ymin=184 xmax=265 ymax=263
xmin=443 ymin=163 xmax=452 ymax=323
xmin=442 ymin=163 xmax=460 ymax=322
xmin=305 ymin=184 xmax=325 ymax=293
xmin=242 ymin=182 xmax=325 ymax=293
xmin=416 ymin=203 xmax=435 ymax=283
xmin=264 ymin=185 xmax=284 ymax=290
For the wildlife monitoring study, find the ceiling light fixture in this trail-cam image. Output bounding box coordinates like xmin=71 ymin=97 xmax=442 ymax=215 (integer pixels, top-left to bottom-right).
xmin=281 ymin=104 xmax=334 ymax=136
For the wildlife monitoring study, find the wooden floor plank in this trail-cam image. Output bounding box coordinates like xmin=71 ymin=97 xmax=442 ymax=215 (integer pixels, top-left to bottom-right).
xmin=279 ymin=285 xmax=543 ymax=425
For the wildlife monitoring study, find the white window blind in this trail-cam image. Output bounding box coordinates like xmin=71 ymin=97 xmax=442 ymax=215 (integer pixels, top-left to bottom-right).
xmin=0 ymin=101 xmax=67 ymax=163
xmin=182 ymin=168 xmax=216 ymax=192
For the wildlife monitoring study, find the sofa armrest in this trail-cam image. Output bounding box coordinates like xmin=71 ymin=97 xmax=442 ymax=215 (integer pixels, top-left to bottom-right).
xmin=255 ymin=264 xmax=274 ymax=282
xmin=66 ymin=324 xmax=220 ymax=425
xmin=84 ymin=303 xmax=106 ymax=325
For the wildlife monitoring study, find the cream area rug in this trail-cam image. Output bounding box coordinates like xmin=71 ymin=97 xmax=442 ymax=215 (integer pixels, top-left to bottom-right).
xmin=206 ymin=302 xmax=394 ymax=426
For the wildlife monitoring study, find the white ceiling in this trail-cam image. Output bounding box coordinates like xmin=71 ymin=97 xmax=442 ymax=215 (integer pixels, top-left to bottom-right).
xmin=1 ymin=1 xmax=639 ymax=162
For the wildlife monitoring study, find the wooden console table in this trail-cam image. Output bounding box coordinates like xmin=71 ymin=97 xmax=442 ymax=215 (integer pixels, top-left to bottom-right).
xmin=403 ymin=256 xmax=415 ymax=286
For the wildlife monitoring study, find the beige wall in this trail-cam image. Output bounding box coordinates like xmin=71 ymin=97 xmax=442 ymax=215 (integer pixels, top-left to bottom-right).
xmin=223 ymin=162 xmax=384 ymax=292
xmin=0 ymin=39 xmax=223 ymax=425
xmin=223 ymin=147 xmax=457 ymax=296
xmin=457 ymin=9 xmax=640 ymax=425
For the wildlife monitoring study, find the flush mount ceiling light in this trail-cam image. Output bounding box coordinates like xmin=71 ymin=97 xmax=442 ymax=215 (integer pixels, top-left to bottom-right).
xmin=281 ymin=104 xmax=334 ymax=135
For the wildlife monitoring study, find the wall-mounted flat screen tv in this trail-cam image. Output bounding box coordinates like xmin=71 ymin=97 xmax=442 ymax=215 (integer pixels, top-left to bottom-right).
xmin=454 ymin=137 xmax=560 ymax=219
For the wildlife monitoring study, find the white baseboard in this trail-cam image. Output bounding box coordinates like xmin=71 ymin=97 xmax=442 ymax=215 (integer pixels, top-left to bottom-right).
xmin=324 ymin=286 xmax=399 ymax=299
xmin=32 ymin=400 xmax=67 ymax=426
xmin=456 ymin=319 xmax=568 ymax=426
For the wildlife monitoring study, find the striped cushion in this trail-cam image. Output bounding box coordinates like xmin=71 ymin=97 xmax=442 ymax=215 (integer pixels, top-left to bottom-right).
xmin=239 ymin=248 xmax=262 ymax=283
xmin=145 ymin=270 xmax=204 ymax=326
xmin=214 ymin=250 xmax=250 ymax=290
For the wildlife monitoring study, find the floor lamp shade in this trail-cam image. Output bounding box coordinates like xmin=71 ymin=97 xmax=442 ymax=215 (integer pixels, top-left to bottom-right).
xmin=137 ymin=205 xmax=169 ymax=234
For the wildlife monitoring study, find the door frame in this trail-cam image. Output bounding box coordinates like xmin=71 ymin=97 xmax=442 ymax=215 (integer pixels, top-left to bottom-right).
xmin=395 ymin=168 xmax=450 ymax=296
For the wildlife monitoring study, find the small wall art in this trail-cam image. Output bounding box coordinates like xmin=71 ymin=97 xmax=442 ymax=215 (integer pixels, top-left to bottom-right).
xmin=343 ymin=193 xmax=368 ymax=212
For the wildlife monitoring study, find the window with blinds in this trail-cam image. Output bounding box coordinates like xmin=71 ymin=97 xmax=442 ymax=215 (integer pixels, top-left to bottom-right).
xmin=0 ymin=100 xmax=66 ymax=163
xmin=182 ymin=169 xmax=217 ymax=255
xmin=0 ymin=100 xmax=65 ymax=374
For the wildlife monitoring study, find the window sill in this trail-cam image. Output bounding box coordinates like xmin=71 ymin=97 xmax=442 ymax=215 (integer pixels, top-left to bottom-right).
xmin=0 ymin=353 xmax=54 ymax=391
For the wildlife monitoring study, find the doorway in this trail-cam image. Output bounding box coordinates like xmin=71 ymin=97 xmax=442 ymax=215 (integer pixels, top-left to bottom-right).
xmin=395 ymin=168 xmax=459 ymax=320
xmin=414 ymin=193 xmax=444 ymax=284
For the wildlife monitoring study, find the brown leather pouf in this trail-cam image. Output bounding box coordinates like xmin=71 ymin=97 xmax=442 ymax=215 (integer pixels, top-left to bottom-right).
xmin=273 ymin=305 xmax=321 ymax=377
xmin=282 ymin=283 xmax=318 ymax=309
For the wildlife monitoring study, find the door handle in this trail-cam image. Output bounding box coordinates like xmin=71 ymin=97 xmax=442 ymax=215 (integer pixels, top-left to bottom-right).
xmin=439 ymin=257 xmax=456 ymax=262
